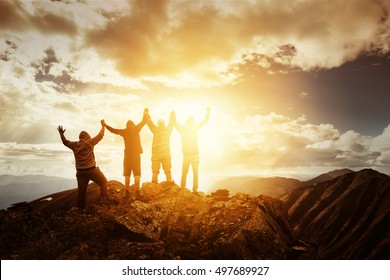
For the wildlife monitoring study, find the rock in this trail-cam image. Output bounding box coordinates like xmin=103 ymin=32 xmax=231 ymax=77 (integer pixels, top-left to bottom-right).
xmin=210 ymin=189 xmax=230 ymax=202
xmin=0 ymin=180 xmax=295 ymax=260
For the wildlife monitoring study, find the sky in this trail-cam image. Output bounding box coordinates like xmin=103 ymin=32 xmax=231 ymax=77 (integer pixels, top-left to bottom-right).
xmin=1 ymin=0 xmax=390 ymax=191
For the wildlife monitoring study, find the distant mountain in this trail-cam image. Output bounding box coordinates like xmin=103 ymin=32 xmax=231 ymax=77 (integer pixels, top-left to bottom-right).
xmin=280 ymin=169 xmax=390 ymax=259
xmin=0 ymin=175 xmax=75 ymax=209
xmin=303 ymin=168 xmax=354 ymax=186
xmin=211 ymin=176 xmax=303 ymax=197
xmin=210 ymin=169 xmax=356 ymax=198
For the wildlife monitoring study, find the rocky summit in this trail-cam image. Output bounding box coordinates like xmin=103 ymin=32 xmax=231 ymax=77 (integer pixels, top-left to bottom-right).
xmin=0 ymin=181 xmax=298 ymax=260
xmin=1 ymin=168 xmax=388 ymax=260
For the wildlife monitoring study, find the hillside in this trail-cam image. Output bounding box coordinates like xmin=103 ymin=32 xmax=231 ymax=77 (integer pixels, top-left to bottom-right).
xmin=280 ymin=169 xmax=390 ymax=259
xmin=0 ymin=181 xmax=297 ymax=260
xmin=1 ymin=169 xmax=388 ymax=260
xmin=211 ymin=176 xmax=303 ymax=198
xmin=303 ymin=168 xmax=354 ymax=186
xmin=211 ymin=169 xmax=355 ymax=199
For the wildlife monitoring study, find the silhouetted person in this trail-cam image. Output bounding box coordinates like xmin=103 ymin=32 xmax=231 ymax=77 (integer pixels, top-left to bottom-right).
xmin=57 ymin=120 xmax=108 ymax=209
xmin=173 ymin=108 xmax=210 ymax=193
xmin=147 ymin=111 xmax=175 ymax=183
xmin=103 ymin=108 xmax=148 ymax=191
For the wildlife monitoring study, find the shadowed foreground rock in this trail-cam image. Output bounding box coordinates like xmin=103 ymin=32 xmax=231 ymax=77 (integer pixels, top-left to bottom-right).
xmin=0 ymin=181 xmax=296 ymax=260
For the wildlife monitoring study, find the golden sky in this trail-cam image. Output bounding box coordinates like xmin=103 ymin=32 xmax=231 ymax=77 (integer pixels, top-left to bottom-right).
xmin=1 ymin=0 xmax=390 ymax=190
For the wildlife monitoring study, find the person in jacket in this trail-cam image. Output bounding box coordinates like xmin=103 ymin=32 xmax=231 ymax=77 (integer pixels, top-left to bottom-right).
xmin=103 ymin=108 xmax=149 ymax=191
xmin=173 ymin=108 xmax=210 ymax=193
xmin=57 ymin=120 xmax=108 ymax=209
xmin=147 ymin=111 xmax=175 ymax=183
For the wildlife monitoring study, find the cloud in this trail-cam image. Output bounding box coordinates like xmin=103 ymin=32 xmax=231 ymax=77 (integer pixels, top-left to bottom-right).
xmin=217 ymin=112 xmax=390 ymax=174
xmin=0 ymin=40 xmax=17 ymax=61
xmin=2 ymin=0 xmax=389 ymax=88
xmin=83 ymin=0 xmax=390 ymax=82
xmin=1 ymin=0 xmax=390 ymax=180
xmin=0 ymin=1 xmax=28 ymax=31
xmin=0 ymin=0 xmax=78 ymax=35
xmin=30 ymin=47 xmax=87 ymax=93
xmin=2 ymin=109 xmax=390 ymax=180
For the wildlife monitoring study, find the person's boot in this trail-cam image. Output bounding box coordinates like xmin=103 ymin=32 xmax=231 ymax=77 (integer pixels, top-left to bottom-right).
xmin=134 ymin=176 xmax=141 ymax=189
xmin=152 ymin=173 xmax=158 ymax=184
xmin=165 ymin=172 xmax=174 ymax=185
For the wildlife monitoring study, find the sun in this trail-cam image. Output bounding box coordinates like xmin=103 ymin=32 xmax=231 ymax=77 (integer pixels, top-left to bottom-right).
xmin=165 ymin=100 xmax=228 ymax=185
xmin=103 ymin=98 xmax=230 ymax=191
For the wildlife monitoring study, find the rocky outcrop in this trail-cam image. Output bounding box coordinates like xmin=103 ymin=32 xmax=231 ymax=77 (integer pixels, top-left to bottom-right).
xmin=0 ymin=181 xmax=296 ymax=260
xmin=281 ymin=169 xmax=390 ymax=259
xmin=3 ymin=168 xmax=386 ymax=260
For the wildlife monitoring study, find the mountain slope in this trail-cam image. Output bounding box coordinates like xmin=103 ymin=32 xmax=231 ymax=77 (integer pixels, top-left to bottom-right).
xmin=2 ymin=169 xmax=388 ymax=260
xmin=280 ymin=169 xmax=390 ymax=259
xmin=303 ymin=168 xmax=354 ymax=186
xmin=211 ymin=176 xmax=303 ymax=198
xmin=0 ymin=181 xmax=296 ymax=260
xmin=211 ymin=169 xmax=355 ymax=199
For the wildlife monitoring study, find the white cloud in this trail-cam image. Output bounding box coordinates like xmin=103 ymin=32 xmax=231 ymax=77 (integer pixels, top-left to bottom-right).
xmin=1 ymin=0 xmax=390 ymax=181
xmin=2 ymin=0 xmax=389 ymax=88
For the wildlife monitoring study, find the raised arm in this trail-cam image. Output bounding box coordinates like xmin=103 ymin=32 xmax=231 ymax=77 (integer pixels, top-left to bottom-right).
xmin=104 ymin=121 xmax=123 ymax=135
xmin=147 ymin=115 xmax=157 ymax=133
xmin=136 ymin=108 xmax=150 ymax=130
xmin=167 ymin=111 xmax=175 ymax=131
xmin=172 ymin=111 xmax=184 ymax=132
xmin=197 ymin=107 xmax=210 ymax=128
xmin=89 ymin=120 xmax=105 ymax=146
xmin=57 ymin=125 xmax=68 ymax=145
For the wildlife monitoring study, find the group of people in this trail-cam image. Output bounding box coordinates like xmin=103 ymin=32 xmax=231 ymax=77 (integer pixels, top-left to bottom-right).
xmin=57 ymin=108 xmax=210 ymax=209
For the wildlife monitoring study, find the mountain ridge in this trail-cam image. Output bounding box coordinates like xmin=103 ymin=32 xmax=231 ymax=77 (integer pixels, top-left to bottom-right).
xmin=280 ymin=168 xmax=390 ymax=259
xmin=210 ymin=168 xmax=356 ymax=198
xmin=0 ymin=181 xmax=298 ymax=259
xmin=0 ymin=168 xmax=388 ymax=259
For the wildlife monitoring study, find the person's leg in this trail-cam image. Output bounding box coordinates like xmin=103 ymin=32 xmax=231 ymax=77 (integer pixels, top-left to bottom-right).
xmin=181 ymin=156 xmax=190 ymax=189
xmin=162 ymin=154 xmax=172 ymax=181
xmin=192 ymin=155 xmax=200 ymax=193
xmin=165 ymin=171 xmax=172 ymax=182
xmin=90 ymin=167 xmax=108 ymax=197
xmin=133 ymin=154 xmax=141 ymax=190
xmin=76 ymin=172 xmax=89 ymax=209
xmin=151 ymin=157 xmax=160 ymax=183
xmin=125 ymin=176 xmax=130 ymax=189
xmin=123 ymin=154 xmax=131 ymax=189
xmin=134 ymin=176 xmax=141 ymax=189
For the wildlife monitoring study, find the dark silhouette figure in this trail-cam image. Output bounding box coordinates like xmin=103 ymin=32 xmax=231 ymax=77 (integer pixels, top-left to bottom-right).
xmin=147 ymin=111 xmax=175 ymax=183
xmin=173 ymin=108 xmax=210 ymax=193
xmin=103 ymin=108 xmax=148 ymax=190
xmin=57 ymin=120 xmax=108 ymax=209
